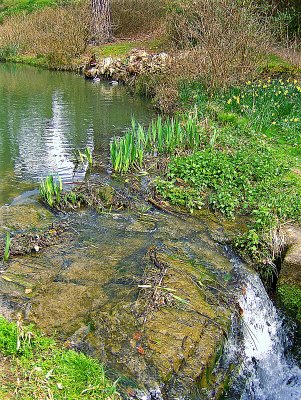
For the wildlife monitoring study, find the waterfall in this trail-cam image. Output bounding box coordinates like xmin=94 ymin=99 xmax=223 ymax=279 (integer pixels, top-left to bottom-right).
xmin=223 ymin=249 xmax=301 ymax=400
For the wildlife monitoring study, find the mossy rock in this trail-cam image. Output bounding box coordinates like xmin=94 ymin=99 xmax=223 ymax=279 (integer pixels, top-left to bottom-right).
xmin=0 ymin=205 xmax=53 ymax=233
xmin=277 ymin=284 xmax=301 ymax=323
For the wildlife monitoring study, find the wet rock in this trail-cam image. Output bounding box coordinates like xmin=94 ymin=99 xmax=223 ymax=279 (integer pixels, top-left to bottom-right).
xmin=0 ymin=204 xmax=53 ymax=233
xmin=0 ymin=211 xmax=237 ymax=399
xmin=0 ymin=223 xmax=69 ymax=258
xmin=126 ymin=217 xmax=156 ymax=233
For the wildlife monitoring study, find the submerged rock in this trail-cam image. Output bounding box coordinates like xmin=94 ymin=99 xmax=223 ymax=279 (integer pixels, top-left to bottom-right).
xmin=0 ymin=210 xmax=238 ymax=398
xmin=0 ymin=204 xmax=53 ymax=233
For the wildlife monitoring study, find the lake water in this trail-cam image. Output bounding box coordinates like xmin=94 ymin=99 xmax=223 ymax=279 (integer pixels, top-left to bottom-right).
xmin=0 ymin=63 xmax=153 ymax=205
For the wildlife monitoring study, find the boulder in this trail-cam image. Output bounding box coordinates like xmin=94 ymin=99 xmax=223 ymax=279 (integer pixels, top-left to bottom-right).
xmin=277 ymin=224 xmax=301 ymax=321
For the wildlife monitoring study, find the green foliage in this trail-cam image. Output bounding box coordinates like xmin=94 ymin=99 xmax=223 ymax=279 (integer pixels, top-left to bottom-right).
xmin=157 ymin=77 xmax=301 ymax=272
xmin=157 ymin=146 xmax=298 ymax=219
xmin=277 ymin=284 xmax=301 ymax=322
xmin=39 ymin=175 xmax=63 ymax=208
xmin=156 ymin=179 xmax=204 ymax=212
xmin=110 ymin=114 xmax=204 ymax=173
xmin=3 ymin=232 xmax=11 ymax=261
xmin=0 ymin=0 xmax=57 ymax=21
xmin=222 ymin=78 xmax=301 ymax=149
xmin=39 ymin=175 xmax=83 ymax=210
xmin=74 ymin=147 xmax=93 ymax=168
xmin=0 ymin=315 xmax=119 ymax=399
xmin=0 ymin=44 xmax=19 ymax=60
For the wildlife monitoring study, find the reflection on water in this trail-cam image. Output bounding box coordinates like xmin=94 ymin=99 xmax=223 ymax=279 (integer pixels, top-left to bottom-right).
xmin=0 ymin=63 xmax=153 ymax=205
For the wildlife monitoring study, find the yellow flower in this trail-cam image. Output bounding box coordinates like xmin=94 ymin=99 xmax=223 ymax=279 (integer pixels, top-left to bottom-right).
xmin=227 ymin=99 xmax=232 ymax=104
xmin=246 ymin=81 xmax=251 ymax=85
xmin=294 ymin=79 xmax=298 ymax=84
xmin=263 ymin=85 xmax=267 ymax=89
xmin=272 ymin=121 xmax=276 ymax=125
xmin=293 ymin=118 xmax=300 ymax=122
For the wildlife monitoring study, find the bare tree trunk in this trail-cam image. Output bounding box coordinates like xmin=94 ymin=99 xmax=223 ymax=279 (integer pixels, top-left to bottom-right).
xmin=90 ymin=0 xmax=112 ymax=44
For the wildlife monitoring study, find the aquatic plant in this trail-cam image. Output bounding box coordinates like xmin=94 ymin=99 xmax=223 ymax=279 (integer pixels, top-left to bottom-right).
xmin=110 ymin=114 xmax=204 ymax=173
xmin=39 ymin=175 xmax=62 ymax=208
xmin=74 ymin=147 xmax=93 ymax=168
xmin=84 ymin=147 xmax=93 ymax=167
xmin=3 ymin=232 xmax=11 ymax=262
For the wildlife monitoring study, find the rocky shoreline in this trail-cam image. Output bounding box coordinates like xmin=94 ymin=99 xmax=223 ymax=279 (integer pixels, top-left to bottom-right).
xmin=83 ymin=49 xmax=169 ymax=85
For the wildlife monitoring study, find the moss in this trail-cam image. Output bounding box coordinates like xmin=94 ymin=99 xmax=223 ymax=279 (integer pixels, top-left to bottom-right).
xmin=277 ymin=284 xmax=301 ymax=322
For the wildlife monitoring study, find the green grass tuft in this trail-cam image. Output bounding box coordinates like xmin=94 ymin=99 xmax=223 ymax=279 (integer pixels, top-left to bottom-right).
xmin=0 ymin=315 xmax=120 ymax=399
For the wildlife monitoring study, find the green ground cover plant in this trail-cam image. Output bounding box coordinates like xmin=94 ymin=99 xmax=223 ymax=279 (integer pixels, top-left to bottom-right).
xmin=151 ymin=78 xmax=301 ymax=279
xmin=0 ymin=315 xmax=119 ymax=399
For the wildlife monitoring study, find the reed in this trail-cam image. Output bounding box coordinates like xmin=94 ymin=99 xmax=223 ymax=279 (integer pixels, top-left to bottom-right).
xmin=3 ymin=232 xmax=11 ymax=262
xmin=74 ymin=147 xmax=93 ymax=168
xmin=39 ymin=175 xmax=62 ymax=207
xmin=110 ymin=114 xmax=204 ymax=173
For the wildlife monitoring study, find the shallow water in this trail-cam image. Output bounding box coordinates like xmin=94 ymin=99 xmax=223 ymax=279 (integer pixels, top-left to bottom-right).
xmin=0 ymin=64 xmax=300 ymax=399
xmin=0 ymin=63 xmax=153 ymax=205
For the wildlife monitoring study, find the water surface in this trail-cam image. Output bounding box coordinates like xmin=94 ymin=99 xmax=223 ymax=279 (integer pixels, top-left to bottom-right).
xmin=0 ymin=63 xmax=153 ymax=205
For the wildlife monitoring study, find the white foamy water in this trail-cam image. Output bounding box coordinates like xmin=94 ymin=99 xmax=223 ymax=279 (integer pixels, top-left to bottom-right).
xmin=228 ymin=269 xmax=301 ymax=399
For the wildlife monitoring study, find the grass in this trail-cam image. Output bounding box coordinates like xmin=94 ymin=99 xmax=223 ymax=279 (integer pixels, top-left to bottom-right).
xmin=0 ymin=315 xmax=120 ymax=399
xmin=39 ymin=175 xmax=83 ymax=210
xmin=74 ymin=147 xmax=93 ymax=168
xmin=0 ymin=0 xmax=57 ymax=21
xmin=94 ymin=38 xmax=164 ymax=59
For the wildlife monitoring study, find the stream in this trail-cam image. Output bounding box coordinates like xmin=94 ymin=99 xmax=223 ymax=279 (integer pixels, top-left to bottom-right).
xmin=0 ymin=63 xmax=300 ymax=399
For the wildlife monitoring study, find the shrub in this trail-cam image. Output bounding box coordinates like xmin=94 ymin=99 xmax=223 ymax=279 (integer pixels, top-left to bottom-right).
xmin=164 ymin=0 xmax=271 ymax=88
xmin=111 ymin=0 xmax=168 ymax=37
xmin=0 ymin=4 xmax=90 ymax=67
